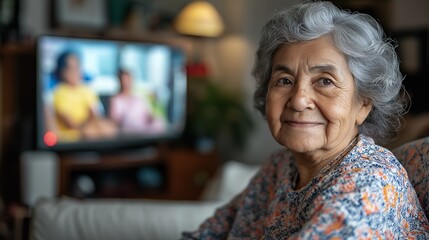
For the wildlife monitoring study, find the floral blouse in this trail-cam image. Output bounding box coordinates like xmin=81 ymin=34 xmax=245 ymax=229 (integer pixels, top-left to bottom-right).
xmin=182 ymin=135 xmax=429 ymax=239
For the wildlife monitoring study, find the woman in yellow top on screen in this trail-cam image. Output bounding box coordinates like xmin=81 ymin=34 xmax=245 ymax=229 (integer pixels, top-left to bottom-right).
xmin=52 ymin=50 xmax=115 ymax=141
xmin=109 ymin=69 xmax=166 ymax=135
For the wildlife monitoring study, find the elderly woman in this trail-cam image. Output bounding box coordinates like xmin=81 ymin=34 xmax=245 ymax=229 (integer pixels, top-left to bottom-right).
xmin=182 ymin=1 xmax=429 ymax=239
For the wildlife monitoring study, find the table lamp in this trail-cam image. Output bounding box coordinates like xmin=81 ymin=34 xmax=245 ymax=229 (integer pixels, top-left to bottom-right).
xmin=174 ymin=0 xmax=224 ymax=77
xmin=174 ymin=0 xmax=224 ymax=38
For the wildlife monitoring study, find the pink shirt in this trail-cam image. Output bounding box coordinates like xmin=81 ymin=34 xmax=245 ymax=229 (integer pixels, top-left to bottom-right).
xmin=109 ymin=94 xmax=165 ymax=135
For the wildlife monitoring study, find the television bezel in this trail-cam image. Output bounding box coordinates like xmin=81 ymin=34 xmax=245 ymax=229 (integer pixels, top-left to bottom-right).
xmin=35 ymin=34 xmax=188 ymax=153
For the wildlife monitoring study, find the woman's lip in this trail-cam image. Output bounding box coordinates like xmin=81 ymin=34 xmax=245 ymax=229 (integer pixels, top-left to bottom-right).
xmin=283 ymin=120 xmax=323 ymax=126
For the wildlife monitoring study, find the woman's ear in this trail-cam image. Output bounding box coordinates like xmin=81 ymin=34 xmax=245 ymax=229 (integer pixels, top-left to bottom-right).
xmin=356 ymin=98 xmax=372 ymax=125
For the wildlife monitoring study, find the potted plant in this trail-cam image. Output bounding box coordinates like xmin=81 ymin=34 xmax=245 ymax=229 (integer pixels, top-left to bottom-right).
xmin=183 ymin=78 xmax=254 ymax=153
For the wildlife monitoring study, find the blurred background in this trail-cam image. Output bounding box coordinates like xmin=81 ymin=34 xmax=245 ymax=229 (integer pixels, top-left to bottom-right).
xmin=1 ymin=0 xmax=426 ymax=161
xmin=0 ymin=0 xmax=428 ymax=238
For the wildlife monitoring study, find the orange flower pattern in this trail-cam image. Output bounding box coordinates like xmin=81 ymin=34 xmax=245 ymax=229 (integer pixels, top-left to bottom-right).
xmin=182 ymin=135 xmax=429 ymax=239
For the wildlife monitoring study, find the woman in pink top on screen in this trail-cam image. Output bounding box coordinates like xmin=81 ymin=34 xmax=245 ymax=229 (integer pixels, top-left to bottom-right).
xmin=109 ymin=69 xmax=166 ymax=135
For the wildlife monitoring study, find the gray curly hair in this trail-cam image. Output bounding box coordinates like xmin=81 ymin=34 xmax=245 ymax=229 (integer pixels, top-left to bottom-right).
xmin=252 ymin=1 xmax=407 ymax=144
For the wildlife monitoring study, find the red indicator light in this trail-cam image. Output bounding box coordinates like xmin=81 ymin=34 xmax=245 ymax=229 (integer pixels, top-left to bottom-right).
xmin=44 ymin=131 xmax=58 ymax=147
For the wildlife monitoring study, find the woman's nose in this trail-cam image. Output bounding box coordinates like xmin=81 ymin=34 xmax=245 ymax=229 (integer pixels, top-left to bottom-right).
xmin=286 ymin=86 xmax=315 ymax=112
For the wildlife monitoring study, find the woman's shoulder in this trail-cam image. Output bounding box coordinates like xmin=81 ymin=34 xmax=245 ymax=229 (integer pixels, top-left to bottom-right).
xmin=317 ymin=135 xmax=429 ymax=237
xmin=53 ymin=83 xmax=73 ymax=99
xmin=54 ymin=83 xmax=92 ymax=93
xmin=76 ymin=84 xmax=95 ymax=93
xmin=339 ymin=134 xmax=408 ymax=187
xmin=53 ymin=82 xmax=68 ymax=91
xmin=347 ymin=134 xmax=403 ymax=168
xmin=262 ymin=148 xmax=296 ymax=171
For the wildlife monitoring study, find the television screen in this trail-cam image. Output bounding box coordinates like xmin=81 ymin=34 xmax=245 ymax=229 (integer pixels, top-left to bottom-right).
xmin=36 ymin=35 xmax=187 ymax=151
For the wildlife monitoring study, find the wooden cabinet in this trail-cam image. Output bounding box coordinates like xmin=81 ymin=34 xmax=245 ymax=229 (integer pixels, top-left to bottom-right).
xmin=59 ymin=148 xmax=220 ymax=200
xmin=165 ymin=149 xmax=220 ymax=200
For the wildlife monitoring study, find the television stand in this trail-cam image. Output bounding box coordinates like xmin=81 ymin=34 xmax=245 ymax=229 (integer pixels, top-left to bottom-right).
xmin=58 ymin=147 xmax=220 ymax=200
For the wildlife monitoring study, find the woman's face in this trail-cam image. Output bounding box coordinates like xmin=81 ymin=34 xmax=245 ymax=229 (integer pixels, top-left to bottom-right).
xmin=119 ymin=72 xmax=132 ymax=93
xmin=266 ymin=37 xmax=371 ymax=155
xmin=62 ymin=55 xmax=81 ymax=86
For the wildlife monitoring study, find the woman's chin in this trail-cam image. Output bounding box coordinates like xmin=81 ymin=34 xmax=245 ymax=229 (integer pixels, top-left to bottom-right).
xmin=284 ymin=143 xmax=321 ymax=153
xmin=276 ymin=134 xmax=324 ymax=153
xmin=275 ymin=129 xmax=325 ymax=152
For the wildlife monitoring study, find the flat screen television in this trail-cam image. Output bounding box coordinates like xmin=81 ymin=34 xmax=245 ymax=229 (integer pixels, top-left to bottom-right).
xmin=36 ymin=35 xmax=187 ymax=152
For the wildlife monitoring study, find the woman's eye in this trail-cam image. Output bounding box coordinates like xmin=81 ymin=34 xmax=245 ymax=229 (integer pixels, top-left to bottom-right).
xmin=277 ymin=78 xmax=292 ymax=86
xmin=318 ymin=78 xmax=334 ymax=86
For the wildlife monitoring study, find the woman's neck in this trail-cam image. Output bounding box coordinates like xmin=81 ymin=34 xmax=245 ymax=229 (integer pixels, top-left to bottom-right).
xmin=293 ymin=135 xmax=358 ymax=190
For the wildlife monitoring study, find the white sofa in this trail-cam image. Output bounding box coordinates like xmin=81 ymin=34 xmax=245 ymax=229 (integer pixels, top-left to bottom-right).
xmin=30 ymin=161 xmax=260 ymax=240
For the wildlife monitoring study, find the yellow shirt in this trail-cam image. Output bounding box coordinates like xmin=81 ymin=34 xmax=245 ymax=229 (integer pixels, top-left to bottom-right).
xmin=53 ymin=83 xmax=98 ymax=141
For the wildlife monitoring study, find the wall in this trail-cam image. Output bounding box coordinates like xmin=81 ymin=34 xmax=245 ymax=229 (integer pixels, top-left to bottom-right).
xmin=20 ymin=0 xmax=49 ymax=37
xmin=390 ymin=0 xmax=429 ymax=30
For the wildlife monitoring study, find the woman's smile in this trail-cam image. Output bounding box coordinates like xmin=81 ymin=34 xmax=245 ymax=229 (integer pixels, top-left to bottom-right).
xmin=283 ymin=120 xmax=324 ymax=128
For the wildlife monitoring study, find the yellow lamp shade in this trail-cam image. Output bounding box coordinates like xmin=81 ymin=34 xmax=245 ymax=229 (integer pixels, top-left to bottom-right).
xmin=175 ymin=1 xmax=224 ymax=38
